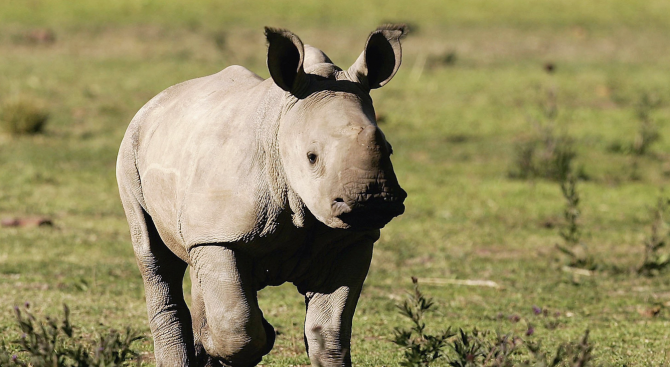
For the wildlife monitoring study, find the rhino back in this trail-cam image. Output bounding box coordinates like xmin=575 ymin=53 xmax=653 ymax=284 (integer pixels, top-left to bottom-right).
xmin=131 ymin=65 xmax=284 ymax=252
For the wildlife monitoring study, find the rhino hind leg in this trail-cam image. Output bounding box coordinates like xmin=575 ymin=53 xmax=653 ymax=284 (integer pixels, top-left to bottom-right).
xmin=190 ymin=269 xmax=209 ymax=365
xmin=118 ymin=185 xmax=195 ymax=366
xmin=189 ymin=246 xmax=275 ymax=366
xmin=300 ymin=240 xmax=375 ymax=367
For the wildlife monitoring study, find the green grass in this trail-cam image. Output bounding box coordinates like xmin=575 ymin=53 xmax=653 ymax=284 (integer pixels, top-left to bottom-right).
xmin=1 ymin=1 xmax=670 ymax=365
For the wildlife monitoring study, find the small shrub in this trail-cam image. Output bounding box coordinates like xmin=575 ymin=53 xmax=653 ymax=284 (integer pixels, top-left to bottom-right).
xmin=446 ymin=329 xmax=488 ymax=367
xmin=638 ymin=197 xmax=670 ymax=276
xmin=509 ymin=124 xmax=583 ymax=182
xmin=607 ymin=92 xmax=662 ymax=158
xmin=633 ymin=92 xmax=662 ymax=156
xmin=632 ymin=118 xmax=660 ymax=156
xmin=509 ymin=140 xmax=538 ymax=180
xmin=447 ymin=329 xmax=521 ymax=367
xmin=524 ymin=330 xmax=594 ymax=367
xmin=0 ymin=303 xmax=143 ymax=367
xmin=0 ymin=98 xmax=49 ymax=135
xmin=555 ymin=174 xmax=597 ymax=270
xmin=392 ymin=280 xmax=597 ymax=366
xmin=393 ymin=277 xmax=454 ymax=366
xmin=510 ymin=81 xmax=590 ymax=182
xmin=558 ymin=175 xmax=580 ymax=246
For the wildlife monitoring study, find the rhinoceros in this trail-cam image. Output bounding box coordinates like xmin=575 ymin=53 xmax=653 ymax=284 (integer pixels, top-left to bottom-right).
xmin=116 ymin=25 xmax=407 ymax=367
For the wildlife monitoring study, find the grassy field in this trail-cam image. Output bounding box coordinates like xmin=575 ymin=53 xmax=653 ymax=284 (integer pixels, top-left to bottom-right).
xmin=1 ymin=1 xmax=670 ymax=365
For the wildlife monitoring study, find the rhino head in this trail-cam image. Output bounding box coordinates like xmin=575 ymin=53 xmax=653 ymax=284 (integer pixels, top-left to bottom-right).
xmin=266 ymin=26 xmax=408 ymax=230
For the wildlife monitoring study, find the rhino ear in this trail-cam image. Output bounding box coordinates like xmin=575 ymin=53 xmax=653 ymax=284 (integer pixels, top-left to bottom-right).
xmin=348 ymin=24 xmax=408 ymax=90
xmin=265 ymin=27 xmax=308 ymax=93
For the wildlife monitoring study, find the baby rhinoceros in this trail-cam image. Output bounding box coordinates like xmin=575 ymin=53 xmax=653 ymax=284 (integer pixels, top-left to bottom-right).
xmin=116 ymin=25 xmax=408 ymax=367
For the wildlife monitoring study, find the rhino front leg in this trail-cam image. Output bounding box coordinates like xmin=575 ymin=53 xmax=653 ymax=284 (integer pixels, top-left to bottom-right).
xmin=301 ymin=239 xmax=375 ymax=367
xmin=189 ymin=246 xmax=275 ymax=367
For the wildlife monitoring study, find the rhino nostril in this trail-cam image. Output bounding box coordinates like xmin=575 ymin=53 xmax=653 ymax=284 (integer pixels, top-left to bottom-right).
xmin=332 ymin=198 xmax=352 ymax=217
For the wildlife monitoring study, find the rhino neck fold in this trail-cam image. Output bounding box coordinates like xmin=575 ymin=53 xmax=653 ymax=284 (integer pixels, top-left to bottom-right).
xmin=258 ymin=85 xmax=307 ymax=231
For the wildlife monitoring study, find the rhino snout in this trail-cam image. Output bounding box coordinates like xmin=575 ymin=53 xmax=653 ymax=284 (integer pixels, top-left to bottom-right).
xmin=330 ymin=186 xmax=406 ymax=229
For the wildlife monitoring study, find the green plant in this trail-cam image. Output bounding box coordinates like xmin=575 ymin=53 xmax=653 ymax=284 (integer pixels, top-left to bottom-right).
xmin=391 ymin=280 xmax=598 ymax=366
xmin=558 ymin=175 xmax=580 ymax=246
xmin=0 ymin=98 xmax=49 ymax=135
xmin=524 ymin=330 xmax=594 ymax=367
xmin=447 ymin=329 xmax=521 ymax=367
xmin=446 ymin=329 xmax=486 ymax=367
xmin=0 ymin=303 xmax=143 ymax=367
xmin=443 ymin=328 xmax=595 ymax=367
xmin=555 ymin=174 xmax=597 ymax=270
xmin=606 ymin=93 xmax=663 ymax=180
xmin=509 ymin=123 xmax=582 ymax=182
xmin=632 ymin=92 xmax=662 ymax=156
xmin=509 ymin=81 xmax=589 ymax=182
xmin=393 ymin=277 xmax=455 ymax=366
xmin=607 ymin=93 xmax=662 ymax=157
xmin=638 ymin=197 xmax=670 ymax=276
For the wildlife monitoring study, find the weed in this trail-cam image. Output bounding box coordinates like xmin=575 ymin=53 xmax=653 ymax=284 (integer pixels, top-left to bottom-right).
xmin=632 ymin=117 xmax=660 ymax=156
xmin=541 ymin=85 xmax=558 ymax=121
xmin=509 ymin=139 xmax=538 ymax=180
xmin=555 ymin=174 xmax=597 ymax=270
xmin=481 ymin=332 xmax=520 ymax=367
xmin=393 ymin=277 xmax=455 ymax=366
xmin=509 ymin=81 xmax=584 ymax=183
xmin=540 ymin=311 xmax=563 ymax=331
xmin=509 ymin=80 xmax=590 ymax=182
xmin=633 ymin=92 xmax=662 ymax=155
xmin=607 ymin=92 xmax=662 ymax=158
xmin=613 ymin=93 xmax=663 ymax=180
xmin=628 ymin=156 xmax=642 ymax=181
xmin=524 ymin=330 xmax=594 ymax=367
xmin=559 ymin=175 xmax=580 ymax=246
xmin=0 ymin=303 xmax=143 ymax=367
xmin=509 ymin=125 xmax=579 ymax=182
xmin=638 ymin=197 xmax=670 ymax=276
xmin=0 ymin=98 xmax=49 ymax=135
xmin=392 ymin=280 xmax=597 ymax=366
xmin=447 ymin=328 xmax=486 ymax=367
xmin=447 ymin=329 xmax=521 ymax=367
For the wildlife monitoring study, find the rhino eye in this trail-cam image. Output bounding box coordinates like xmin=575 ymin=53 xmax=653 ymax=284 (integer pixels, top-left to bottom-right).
xmin=307 ymin=152 xmax=318 ymax=164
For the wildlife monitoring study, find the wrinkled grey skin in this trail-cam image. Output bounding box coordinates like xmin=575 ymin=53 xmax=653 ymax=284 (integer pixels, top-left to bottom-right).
xmin=116 ymin=25 xmax=407 ymax=367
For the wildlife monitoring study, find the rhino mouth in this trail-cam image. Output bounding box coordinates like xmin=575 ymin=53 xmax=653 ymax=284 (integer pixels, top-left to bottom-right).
xmin=332 ymin=196 xmax=405 ymax=230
